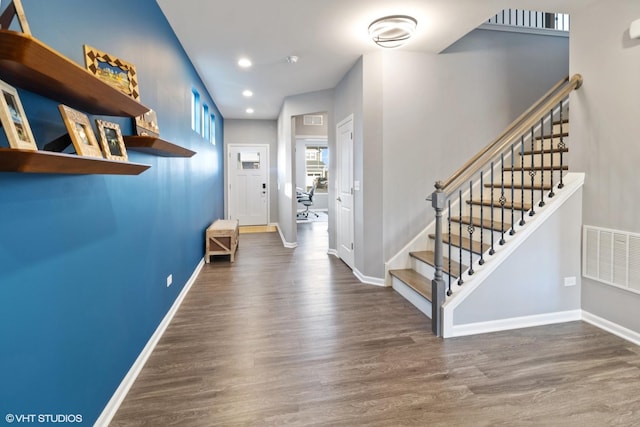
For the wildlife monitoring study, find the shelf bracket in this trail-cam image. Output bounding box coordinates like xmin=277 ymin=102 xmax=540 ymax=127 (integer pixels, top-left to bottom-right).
xmin=0 ymin=0 xmax=31 ymax=36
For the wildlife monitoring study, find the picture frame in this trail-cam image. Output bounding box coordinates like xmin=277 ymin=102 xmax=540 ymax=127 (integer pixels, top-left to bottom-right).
xmin=58 ymin=104 xmax=103 ymax=158
xmin=83 ymin=45 xmax=140 ymax=100
xmin=0 ymin=0 xmax=32 ymax=35
xmin=0 ymin=78 xmax=37 ymax=151
xmin=134 ymin=109 xmax=160 ymax=137
xmin=95 ymin=119 xmax=128 ymax=162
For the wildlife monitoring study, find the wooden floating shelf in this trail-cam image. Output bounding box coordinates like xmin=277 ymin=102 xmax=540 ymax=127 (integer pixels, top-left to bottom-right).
xmin=0 ymin=148 xmax=150 ymax=175
xmin=0 ymin=29 xmax=149 ymax=117
xmin=123 ymin=136 xmax=196 ymax=158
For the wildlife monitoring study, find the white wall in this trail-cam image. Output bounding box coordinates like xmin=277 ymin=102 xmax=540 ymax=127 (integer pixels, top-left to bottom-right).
xmin=224 ymin=119 xmax=278 ymax=222
xmin=570 ymin=0 xmax=640 ymax=333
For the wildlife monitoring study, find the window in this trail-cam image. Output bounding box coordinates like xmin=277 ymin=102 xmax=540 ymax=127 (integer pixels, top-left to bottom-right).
xmin=238 ymin=152 xmax=260 ymax=170
xmin=202 ymin=104 xmax=209 ymax=139
xmin=305 ymin=145 xmax=328 ymax=193
xmin=210 ymin=114 xmax=216 ymax=145
xmin=191 ymin=89 xmax=200 ymax=132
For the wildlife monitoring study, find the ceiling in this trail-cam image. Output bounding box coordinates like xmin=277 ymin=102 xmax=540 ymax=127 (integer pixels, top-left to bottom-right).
xmin=156 ymin=0 xmax=594 ymax=120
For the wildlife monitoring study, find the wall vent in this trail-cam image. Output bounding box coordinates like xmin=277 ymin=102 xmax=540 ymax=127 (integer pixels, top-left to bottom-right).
xmin=303 ymin=115 xmax=323 ymax=126
xmin=583 ymin=225 xmax=640 ymax=294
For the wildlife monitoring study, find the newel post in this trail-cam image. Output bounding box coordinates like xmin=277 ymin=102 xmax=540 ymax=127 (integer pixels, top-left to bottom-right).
xmin=431 ymin=181 xmax=446 ymax=337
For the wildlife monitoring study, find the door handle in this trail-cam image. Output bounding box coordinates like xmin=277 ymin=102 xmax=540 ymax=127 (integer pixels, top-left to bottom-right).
xmin=337 ymin=197 xmax=342 ymax=202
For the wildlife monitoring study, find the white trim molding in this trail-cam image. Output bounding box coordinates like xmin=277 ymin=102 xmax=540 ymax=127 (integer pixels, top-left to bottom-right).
xmin=354 ymin=268 xmax=385 ymax=287
xmin=451 ymin=310 xmax=582 ymax=338
xmin=94 ymin=259 xmax=205 ymax=427
xmin=275 ymin=223 xmax=298 ymax=248
xmin=582 ymin=311 xmax=640 ymax=347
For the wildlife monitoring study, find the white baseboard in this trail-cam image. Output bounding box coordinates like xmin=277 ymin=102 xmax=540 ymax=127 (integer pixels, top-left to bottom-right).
xmin=450 ymin=309 xmax=582 ymax=338
xmin=94 ymin=259 xmax=205 ymax=427
xmin=353 ymin=268 xmax=385 ymax=287
xmin=582 ymin=311 xmax=640 ymax=347
xmin=275 ymin=223 xmax=297 ymax=248
xmin=327 ymin=248 xmax=338 ymax=257
xmin=392 ymin=277 xmax=432 ymax=318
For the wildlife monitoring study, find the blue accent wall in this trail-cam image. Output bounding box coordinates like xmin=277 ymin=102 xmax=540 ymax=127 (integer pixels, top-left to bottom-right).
xmin=0 ymin=0 xmax=224 ymax=424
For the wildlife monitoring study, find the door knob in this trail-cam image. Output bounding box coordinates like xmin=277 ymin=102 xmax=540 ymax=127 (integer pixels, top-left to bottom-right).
xmin=337 ymin=197 xmax=342 ymax=202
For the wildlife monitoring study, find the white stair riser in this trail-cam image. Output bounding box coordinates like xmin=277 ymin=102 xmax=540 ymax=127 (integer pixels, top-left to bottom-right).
xmin=461 ymin=200 xmax=537 ymax=221
xmin=517 ymin=153 xmax=567 ymax=168
xmin=448 ymin=221 xmax=507 ymax=244
xmin=552 ymin=122 xmax=569 ymax=134
xmin=534 ymin=138 xmax=569 ymax=151
xmin=411 ymin=257 xmax=459 ymax=284
xmin=447 ymin=228 xmax=514 ymax=249
xmin=489 ymin=170 xmax=564 ymax=186
xmin=391 ymin=276 xmax=432 ymax=319
xmin=439 ymin=244 xmax=482 ymax=267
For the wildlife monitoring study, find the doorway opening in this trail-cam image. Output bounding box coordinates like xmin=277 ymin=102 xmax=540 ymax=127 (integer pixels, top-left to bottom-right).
xmin=294 ymin=113 xmax=329 ymax=250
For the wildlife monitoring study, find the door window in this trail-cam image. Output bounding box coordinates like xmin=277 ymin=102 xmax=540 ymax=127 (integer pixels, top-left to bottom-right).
xmin=238 ymin=152 xmax=260 ymax=170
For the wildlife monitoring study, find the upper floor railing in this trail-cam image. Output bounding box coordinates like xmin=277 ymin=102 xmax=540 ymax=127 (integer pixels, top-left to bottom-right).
xmin=487 ymin=9 xmax=570 ymax=32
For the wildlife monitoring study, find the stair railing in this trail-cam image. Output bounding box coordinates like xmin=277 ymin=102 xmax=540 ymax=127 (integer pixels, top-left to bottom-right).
xmin=429 ymin=74 xmax=582 ymax=336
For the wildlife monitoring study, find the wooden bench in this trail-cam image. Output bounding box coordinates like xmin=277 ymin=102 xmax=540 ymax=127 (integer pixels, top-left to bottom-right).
xmin=205 ymin=219 xmax=239 ymax=263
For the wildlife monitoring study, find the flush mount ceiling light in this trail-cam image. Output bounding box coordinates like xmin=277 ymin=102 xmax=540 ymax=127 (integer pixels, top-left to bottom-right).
xmin=285 ymin=55 xmax=299 ymax=64
xmin=238 ymin=58 xmax=252 ymax=68
xmin=242 ymin=89 xmax=253 ymax=97
xmin=368 ymin=15 xmax=417 ymax=48
xmin=246 ymin=108 xmax=254 ymax=114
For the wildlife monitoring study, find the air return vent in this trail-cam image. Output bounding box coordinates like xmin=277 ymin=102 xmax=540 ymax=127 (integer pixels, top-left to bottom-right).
xmin=303 ymin=115 xmax=323 ymax=126
xmin=583 ymin=225 xmax=640 ymax=294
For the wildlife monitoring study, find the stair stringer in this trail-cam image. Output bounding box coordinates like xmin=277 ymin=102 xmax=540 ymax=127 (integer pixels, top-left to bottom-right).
xmin=442 ymin=172 xmax=585 ymax=338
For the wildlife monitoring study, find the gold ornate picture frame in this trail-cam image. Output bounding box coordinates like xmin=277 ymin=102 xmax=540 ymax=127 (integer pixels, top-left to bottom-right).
xmin=96 ymin=119 xmax=128 ymax=162
xmin=0 ymin=78 xmax=37 ymax=151
xmin=84 ymin=45 xmax=140 ymax=100
xmin=58 ymin=104 xmax=103 ymax=158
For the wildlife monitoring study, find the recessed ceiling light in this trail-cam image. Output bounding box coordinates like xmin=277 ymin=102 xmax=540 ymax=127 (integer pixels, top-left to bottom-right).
xmin=242 ymin=90 xmax=253 ymax=97
xmin=285 ymin=55 xmax=299 ymax=64
xmin=369 ymin=15 xmax=417 ymax=48
xmin=238 ymin=58 xmax=252 ymax=68
xmin=246 ymin=108 xmax=254 ymax=114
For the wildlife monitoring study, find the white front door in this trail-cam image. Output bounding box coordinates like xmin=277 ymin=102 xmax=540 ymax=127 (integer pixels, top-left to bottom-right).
xmin=336 ymin=116 xmax=354 ymax=268
xmin=228 ymin=144 xmax=269 ymax=226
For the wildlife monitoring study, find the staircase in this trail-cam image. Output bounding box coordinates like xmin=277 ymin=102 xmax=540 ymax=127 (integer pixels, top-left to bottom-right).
xmin=387 ymin=75 xmax=583 ymax=337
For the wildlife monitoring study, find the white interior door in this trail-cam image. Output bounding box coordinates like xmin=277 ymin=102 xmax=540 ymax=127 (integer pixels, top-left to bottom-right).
xmin=336 ymin=116 xmax=354 ymax=268
xmin=228 ymin=145 xmax=269 ymax=226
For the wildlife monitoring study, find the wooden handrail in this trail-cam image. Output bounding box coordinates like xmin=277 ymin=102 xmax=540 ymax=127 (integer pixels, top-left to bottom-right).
xmin=437 ymin=74 xmax=582 ymax=196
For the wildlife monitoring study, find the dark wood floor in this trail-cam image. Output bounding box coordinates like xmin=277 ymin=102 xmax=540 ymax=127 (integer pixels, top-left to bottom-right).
xmin=111 ymin=222 xmax=640 ymax=426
